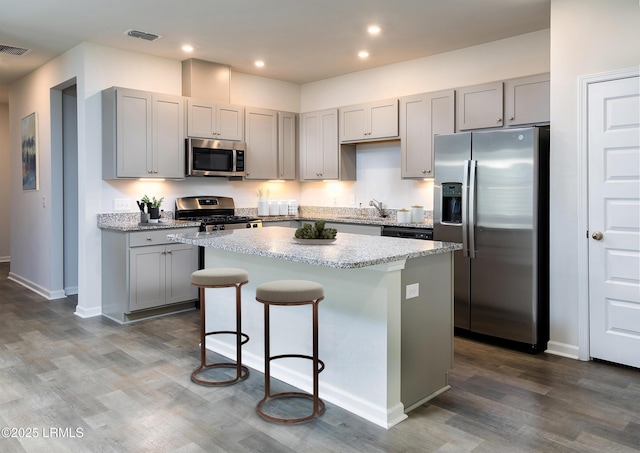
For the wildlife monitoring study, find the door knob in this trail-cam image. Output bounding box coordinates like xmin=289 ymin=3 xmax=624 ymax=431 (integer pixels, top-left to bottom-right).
xmin=592 ymin=231 xmax=603 ymax=240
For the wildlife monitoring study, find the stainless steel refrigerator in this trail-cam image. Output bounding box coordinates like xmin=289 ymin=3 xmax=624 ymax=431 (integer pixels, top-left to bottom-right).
xmin=433 ymin=127 xmax=549 ymax=351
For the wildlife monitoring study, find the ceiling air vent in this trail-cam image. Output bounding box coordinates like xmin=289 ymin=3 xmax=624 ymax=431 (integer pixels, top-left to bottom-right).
xmin=0 ymin=44 xmax=31 ymax=56
xmin=125 ymin=29 xmax=161 ymax=42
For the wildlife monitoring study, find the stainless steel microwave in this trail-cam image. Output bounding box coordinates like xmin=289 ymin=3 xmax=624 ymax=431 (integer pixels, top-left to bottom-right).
xmin=186 ymin=138 xmax=246 ymax=177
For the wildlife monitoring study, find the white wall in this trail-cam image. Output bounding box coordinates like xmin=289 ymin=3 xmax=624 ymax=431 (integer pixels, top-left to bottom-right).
xmin=547 ymin=0 xmax=640 ymax=357
xmin=0 ymin=103 xmax=9 ymax=261
xmin=8 ymin=45 xmax=84 ymax=299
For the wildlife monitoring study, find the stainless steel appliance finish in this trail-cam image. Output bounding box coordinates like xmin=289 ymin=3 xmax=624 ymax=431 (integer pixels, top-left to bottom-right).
xmin=434 ymin=127 xmax=549 ymax=350
xmin=381 ymin=226 xmax=433 ymax=240
xmin=186 ymin=138 xmax=246 ymax=177
xmin=174 ymin=196 xmax=262 ymax=231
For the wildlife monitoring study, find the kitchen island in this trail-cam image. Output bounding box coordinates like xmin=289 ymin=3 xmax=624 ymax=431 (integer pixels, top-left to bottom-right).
xmin=168 ymin=227 xmax=461 ymax=428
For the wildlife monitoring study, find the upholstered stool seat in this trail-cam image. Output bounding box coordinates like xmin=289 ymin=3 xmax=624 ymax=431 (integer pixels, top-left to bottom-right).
xmin=255 ymin=280 xmax=325 ymax=423
xmin=191 ymin=268 xmax=249 ymax=386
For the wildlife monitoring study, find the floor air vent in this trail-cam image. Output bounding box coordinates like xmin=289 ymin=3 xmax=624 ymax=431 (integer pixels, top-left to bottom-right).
xmin=0 ymin=44 xmax=30 ymax=56
xmin=125 ymin=29 xmax=161 ymax=41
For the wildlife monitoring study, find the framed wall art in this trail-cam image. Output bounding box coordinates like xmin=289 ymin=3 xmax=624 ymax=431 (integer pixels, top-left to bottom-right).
xmin=21 ymin=112 xmax=38 ymax=191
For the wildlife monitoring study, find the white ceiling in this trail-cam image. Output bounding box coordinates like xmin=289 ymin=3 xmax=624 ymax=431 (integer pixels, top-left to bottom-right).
xmin=0 ymin=0 xmax=549 ymax=89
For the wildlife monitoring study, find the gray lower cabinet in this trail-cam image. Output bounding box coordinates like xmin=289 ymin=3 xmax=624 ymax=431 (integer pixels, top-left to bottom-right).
xmin=324 ymin=222 xmax=381 ymax=236
xmin=102 ymin=227 xmax=199 ymax=323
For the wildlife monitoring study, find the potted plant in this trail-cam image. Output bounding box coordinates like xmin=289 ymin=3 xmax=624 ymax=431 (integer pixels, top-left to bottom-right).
xmin=147 ymin=196 xmax=164 ymax=220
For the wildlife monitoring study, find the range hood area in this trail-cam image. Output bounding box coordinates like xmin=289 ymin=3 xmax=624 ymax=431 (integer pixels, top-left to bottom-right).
xmin=181 ymin=58 xmax=230 ymax=103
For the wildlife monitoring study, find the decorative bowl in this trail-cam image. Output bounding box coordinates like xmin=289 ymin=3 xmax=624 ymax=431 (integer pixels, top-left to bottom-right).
xmin=293 ymin=238 xmax=337 ymax=245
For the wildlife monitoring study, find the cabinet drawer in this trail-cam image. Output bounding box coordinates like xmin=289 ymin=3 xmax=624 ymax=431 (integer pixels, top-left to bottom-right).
xmin=129 ymin=228 xmax=197 ymax=247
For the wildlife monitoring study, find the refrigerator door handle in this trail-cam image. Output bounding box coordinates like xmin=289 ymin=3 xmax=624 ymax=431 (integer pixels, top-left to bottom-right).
xmin=468 ymin=160 xmax=477 ymax=259
xmin=462 ymin=160 xmax=470 ymax=257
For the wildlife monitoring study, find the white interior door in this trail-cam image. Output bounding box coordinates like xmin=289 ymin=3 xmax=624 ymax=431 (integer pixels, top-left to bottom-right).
xmin=588 ymin=75 xmax=640 ymax=368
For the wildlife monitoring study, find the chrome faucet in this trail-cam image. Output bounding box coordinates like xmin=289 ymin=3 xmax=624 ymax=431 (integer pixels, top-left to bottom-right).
xmin=369 ymin=199 xmax=386 ymax=217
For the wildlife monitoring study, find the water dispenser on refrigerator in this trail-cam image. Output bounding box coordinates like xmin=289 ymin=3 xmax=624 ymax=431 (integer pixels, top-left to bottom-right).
xmin=441 ymin=183 xmax=462 ymax=224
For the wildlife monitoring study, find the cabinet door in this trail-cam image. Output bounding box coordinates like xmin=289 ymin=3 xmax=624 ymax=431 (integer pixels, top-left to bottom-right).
xmin=153 ymin=93 xmax=185 ymax=179
xmin=165 ymin=243 xmax=198 ymax=304
xmin=340 ymin=105 xmax=368 ymax=142
xmin=116 ymin=89 xmax=152 ymax=177
xmin=244 ymin=107 xmax=278 ymax=180
xmin=300 ymin=109 xmax=339 ymax=180
xmin=186 ymin=99 xmax=216 ymax=138
xmin=129 ymin=245 xmax=166 ymax=311
xmin=401 ymin=90 xmax=455 ymax=178
xmin=505 ymin=73 xmax=550 ymax=126
xmin=217 ymin=104 xmax=245 ymax=141
xmin=456 ymin=82 xmax=504 ymax=130
xmin=278 ymin=111 xmax=297 ymax=180
xmin=369 ymin=99 xmax=398 ymax=139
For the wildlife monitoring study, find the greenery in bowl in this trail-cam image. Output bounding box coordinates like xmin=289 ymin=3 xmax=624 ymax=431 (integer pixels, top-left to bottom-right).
xmin=294 ymin=220 xmax=337 ymax=239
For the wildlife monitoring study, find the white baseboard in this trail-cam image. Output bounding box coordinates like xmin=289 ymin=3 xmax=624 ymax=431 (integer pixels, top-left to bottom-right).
xmin=0 ymin=256 xmax=10 ymax=263
xmin=7 ymin=272 xmax=69 ymax=300
xmin=74 ymin=305 xmax=102 ymax=318
xmin=545 ymin=341 xmax=580 ymax=360
xmin=207 ymin=338 xmax=406 ymax=429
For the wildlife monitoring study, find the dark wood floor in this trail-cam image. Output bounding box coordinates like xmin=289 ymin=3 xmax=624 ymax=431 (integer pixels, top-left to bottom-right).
xmin=1 ymin=262 xmax=638 ymax=452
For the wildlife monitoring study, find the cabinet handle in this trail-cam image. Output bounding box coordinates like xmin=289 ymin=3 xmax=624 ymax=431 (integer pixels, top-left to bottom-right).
xmin=497 ymin=118 xmax=502 ymax=123
xmin=146 ymin=237 xmax=152 ymax=241
xmin=148 ymin=170 xmax=153 ymax=174
xmin=166 ymin=250 xmax=172 ymax=254
xmin=509 ymin=116 xmax=515 ymax=121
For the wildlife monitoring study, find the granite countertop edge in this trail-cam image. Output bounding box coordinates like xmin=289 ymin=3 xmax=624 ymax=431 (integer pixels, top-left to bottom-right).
xmin=168 ymin=229 xmax=461 ymax=269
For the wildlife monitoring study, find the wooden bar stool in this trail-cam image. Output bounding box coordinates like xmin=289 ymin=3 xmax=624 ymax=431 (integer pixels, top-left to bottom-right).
xmin=255 ymin=280 xmax=325 ymax=423
xmin=191 ymin=268 xmax=249 ymax=386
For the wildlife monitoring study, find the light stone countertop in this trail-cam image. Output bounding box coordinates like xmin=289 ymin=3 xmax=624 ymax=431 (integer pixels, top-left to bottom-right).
xmin=98 ymin=217 xmax=201 ymax=231
xmin=168 ymin=226 xmax=461 ymax=269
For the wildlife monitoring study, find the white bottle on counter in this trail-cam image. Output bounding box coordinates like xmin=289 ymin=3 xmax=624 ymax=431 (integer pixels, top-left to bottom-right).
xmin=288 ymin=200 xmax=298 ymax=215
xmin=258 ymin=199 xmax=269 ymax=216
xmin=411 ymin=205 xmax=424 ymax=223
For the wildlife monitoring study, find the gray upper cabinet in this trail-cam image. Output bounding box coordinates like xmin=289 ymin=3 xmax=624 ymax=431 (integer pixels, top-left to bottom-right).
xmin=400 ymin=89 xmax=455 ymax=179
xmin=300 ymin=109 xmax=338 ymax=180
xmin=505 ymin=73 xmax=550 ymax=127
xmin=456 ymin=82 xmax=504 ymax=131
xmin=102 ymin=87 xmax=185 ymax=179
xmin=186 ymin=99 xmax=244 ymax=141
xmin=244 ymin=107 xmax=278 ymax=180
xmin=340 ymin=99 xmax=399 ymax=142
xmin=244 ymin=107 xmax=297 ymax=180
xmin=278 ymin=111 xmax=297 ymax=180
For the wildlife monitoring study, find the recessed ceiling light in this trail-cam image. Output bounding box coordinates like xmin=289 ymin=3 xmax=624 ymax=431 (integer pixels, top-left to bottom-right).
xmin=358 ymin=51 xmax=369 ymax=59
xmin=367 ymin=25 xmax=381 ymax=35
xmin=255 ymin=60 xmax=265 ymax=68
xmin=182 ymin=44 xmax=194 ymax=52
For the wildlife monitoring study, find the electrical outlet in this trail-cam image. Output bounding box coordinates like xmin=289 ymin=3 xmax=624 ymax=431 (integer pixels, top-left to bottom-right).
xmin=113 ymin=198 xmax=130 ymax=211
xmin=332 ymin=197 xmax=337 ymax=206
xmin=350 ymin=194 xmax=356 ymax=206
xmin=406 ymin=283 xmax=419 ymax=299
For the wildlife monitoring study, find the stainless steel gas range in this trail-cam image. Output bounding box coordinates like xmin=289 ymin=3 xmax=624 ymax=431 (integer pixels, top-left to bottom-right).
xmin=174 ymin=196 xmax=262 ymax=231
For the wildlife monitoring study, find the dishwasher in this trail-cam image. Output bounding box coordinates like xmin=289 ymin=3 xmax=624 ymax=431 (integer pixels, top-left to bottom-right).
xmin=381 ymin=225 xmax=433 ymax=240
